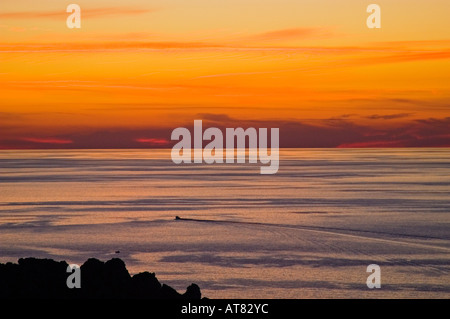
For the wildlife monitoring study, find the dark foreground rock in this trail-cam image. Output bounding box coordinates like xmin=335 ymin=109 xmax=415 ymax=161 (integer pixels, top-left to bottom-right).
xmin=0 ymin=257 xmax=202 ymax=299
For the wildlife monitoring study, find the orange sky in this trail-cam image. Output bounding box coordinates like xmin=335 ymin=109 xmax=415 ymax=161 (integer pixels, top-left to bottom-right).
xmin=1 ymin=0 xmax=449 ymax=148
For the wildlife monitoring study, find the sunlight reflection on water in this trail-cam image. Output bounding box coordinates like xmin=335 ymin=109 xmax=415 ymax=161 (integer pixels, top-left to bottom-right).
xmin=0 ymin=149 xmax=449 ymax=298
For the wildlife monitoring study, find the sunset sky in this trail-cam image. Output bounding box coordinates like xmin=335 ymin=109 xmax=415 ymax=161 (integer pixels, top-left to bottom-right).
xmin=1 ymin=0 xmax=449 ymax=148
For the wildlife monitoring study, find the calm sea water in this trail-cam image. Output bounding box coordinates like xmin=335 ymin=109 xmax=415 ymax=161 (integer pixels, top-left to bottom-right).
xmin=0 ymin=149 xmax=449 ymax=298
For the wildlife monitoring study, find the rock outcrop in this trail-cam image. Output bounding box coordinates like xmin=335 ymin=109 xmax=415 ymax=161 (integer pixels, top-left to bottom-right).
xmin=0 ymin=257 xmax=202 ymax=299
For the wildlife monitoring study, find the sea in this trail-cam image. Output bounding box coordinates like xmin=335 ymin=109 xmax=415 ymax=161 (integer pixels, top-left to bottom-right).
xmin=0 ymin=148 xmax=449 ymax=298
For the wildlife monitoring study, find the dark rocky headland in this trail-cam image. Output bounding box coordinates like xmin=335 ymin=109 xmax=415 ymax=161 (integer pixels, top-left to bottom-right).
xmin=0 ymin=257 xmax=202 ymax=299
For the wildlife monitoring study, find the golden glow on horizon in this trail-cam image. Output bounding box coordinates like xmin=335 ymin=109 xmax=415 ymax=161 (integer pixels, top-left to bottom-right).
xmin=0 ymin=0 xmax=449 ymax=147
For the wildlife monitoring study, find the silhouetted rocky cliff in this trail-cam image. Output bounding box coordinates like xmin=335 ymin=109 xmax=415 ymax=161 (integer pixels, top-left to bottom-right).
xmin=0 ymin=257 xmax=202 ymax=299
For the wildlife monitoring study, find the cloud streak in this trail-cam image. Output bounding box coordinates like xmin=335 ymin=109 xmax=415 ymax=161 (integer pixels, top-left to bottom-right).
xmin=354 ymin=50 xmax=450 ymax=66
xmin=0 ymin=7 xmax=155 ymax=20
xmin=12 ymin=115 xmax=450 ymax=149
xmin=366 ymin=113 xmax=412 ymax=120
xmin=246 ymin=27 xmax=334 ymax=41
xmin=1 ymin=38 xmax=448 ymax=70
xmin=135 ymin=138 xmax=169 ymax=146
xmin=0 ymin=42 xmax=223 ymax=53
xmin=21 ymin=137 xmax=73 ymax=144
xmin=1 ymin=111 xmax=449 ymax=149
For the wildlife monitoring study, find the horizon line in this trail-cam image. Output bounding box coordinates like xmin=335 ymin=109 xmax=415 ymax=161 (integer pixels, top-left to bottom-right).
xmin=1 ymin=146 xmax=449 ymax=151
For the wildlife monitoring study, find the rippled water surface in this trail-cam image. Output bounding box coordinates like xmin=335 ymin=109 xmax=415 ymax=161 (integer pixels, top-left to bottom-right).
xmin=0 ymin=149 xmax=449 ymax=298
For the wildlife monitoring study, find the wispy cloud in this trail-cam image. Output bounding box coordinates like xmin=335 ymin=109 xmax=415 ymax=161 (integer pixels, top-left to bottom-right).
xmin=1 ymin=115 xmax=449 ymax=149
xmin=246 ymin=27 xmax=335 ymax=42
xmin=366 ymin=113 xmax=412 ymax=120
xmin=135 ymin=138 xmax=169 ymax=146
xmin=337 ymin=140 xmax=406 ymax=148
xmin=354 ymin=50 xmax=450 ymax=66
xmin=195 ymin=113 xmax=233 ymax=122
xmin=0 ymin=41 xmax=222 ymax=53
xmin=373 ymin=40 xmax=450 ymax=49
xmin=415 ymin=117 xmax=450 ymax=127
xmin=0 ymin=7 xmax=155 ymax=20
xmin=1 ymin=38 xmax=448 ymax=66
xmin=21 ymin=137 xmax=73 ymax=144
